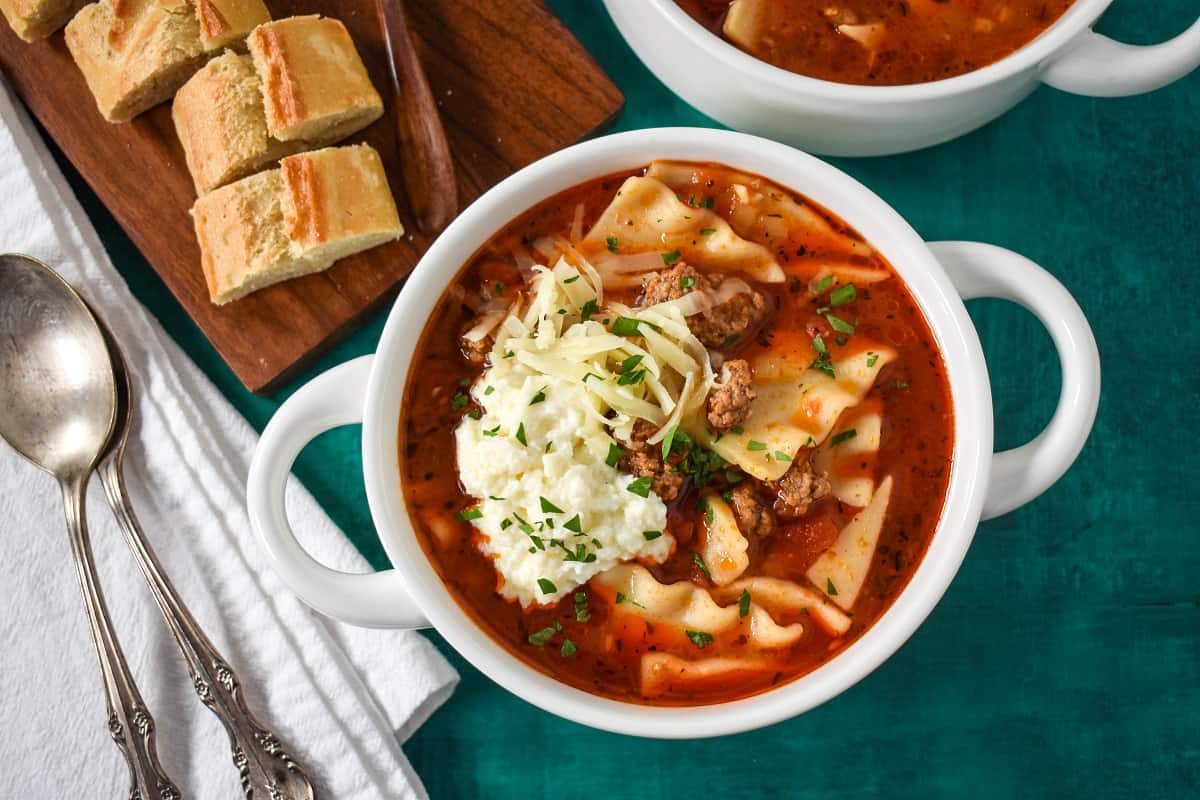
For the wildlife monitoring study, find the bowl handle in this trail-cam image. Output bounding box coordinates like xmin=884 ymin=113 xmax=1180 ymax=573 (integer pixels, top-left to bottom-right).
xmin=928 ymin=242 xmax=1101 ymax=521
xmin=1041 ymin=17 xmax=1200 ymax=97
xmin=246 ymin=354 xmax=429 ymax=628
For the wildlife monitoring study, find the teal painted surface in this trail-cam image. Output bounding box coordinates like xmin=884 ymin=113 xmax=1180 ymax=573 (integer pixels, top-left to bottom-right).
xmin=53 ymin=1 xmax=1197 ymax=797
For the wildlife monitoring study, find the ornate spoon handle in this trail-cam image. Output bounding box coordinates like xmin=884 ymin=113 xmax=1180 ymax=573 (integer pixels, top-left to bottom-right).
xmin=60 ymin=475 xmax=182 ymax=800
xmin=98 ymin=457 xmax=314 ymax=800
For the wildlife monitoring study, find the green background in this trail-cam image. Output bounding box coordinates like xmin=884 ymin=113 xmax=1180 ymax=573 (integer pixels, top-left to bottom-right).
xmin=51 ymin=2 xmax=1198 ymax=797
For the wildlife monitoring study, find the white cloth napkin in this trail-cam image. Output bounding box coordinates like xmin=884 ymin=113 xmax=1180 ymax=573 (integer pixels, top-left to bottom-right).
xmin=0 ymin=79 xmax=457 ymax=798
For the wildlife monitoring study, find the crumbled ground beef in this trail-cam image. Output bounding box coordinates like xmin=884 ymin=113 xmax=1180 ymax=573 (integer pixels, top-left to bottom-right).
xmin=706 ymin=359 xmax=756 ymax=431
xmin=768 ymin=453 xmax=831 ymax=519
xmin=638 ymin=263 xmax=768 ymax=349
xmin=729 ymin=483 xmax=774 ymax=537
xmin=620 ymin=449 xmax=684 ymax=502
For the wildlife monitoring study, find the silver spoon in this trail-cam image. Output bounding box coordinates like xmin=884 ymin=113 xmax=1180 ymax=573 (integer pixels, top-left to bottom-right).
xmin=95 ymin=321 xmax=316 ymax=800
xmin=0 ymin=253 xmax=181 ymax=799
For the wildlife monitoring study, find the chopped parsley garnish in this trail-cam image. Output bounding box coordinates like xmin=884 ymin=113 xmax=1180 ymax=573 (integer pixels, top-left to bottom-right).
xmin=747 ymin=440 xmax=767 ymax=452
xmin=500 ymin=518 xmax=513 ymax=530
xmin=512 ymin=513 xmax=535 ymax=534
xmin=537 ymin=578 xmax=557 ymax=595
xmin=825 ymin=313 xmax=856 ymax=334
xmin=686 ymin=630 xmax=714 ymax=649
xmin=826 ymin=577 xmax=839 ymax=597
xmin=811 ymin=350 xmax=835 ymax=379
xmin=626 ymin=476 xmax=653 ymax=497
xmin=835 ymin=335 xmax=848 ymax=346
xmin=455 ymin=507 xmax=482 ymax=522
xmin=893 ymin=380 xmax=910 ymax=389
xmin=725 ymin=470 xmax=744 ymax=484
xmin=529 ymin=387 xmax=547 ymax=405
xmin=560 ymin=639 xmax=577 ymax=658
xmin=539 ymin=496 xmax=564 ymax=514
xmin=610 ymin=316 xmax=659 ymax=337
xmin=661 ymin=426 xmax=693 ymax=460
xmin=564 ymin=514 xmax=584 ymax=534
xmin=704 ymin=503 xmax=715 ymax=525
xmin=581 ymin=299 xmax=600 ymax=321
xmin=679 ymin=445 xmax=726 ymax=487
xmin=528 ymin=535 xmax=545 ymax=551
xmin=774 ymin=450 xmax=792 ymax=462
xmin=503 ymin=350 xmax=515 ymax=358
xmin=582 ymin=372 xmax=602 ymax=383
xmin=830 ymin=429 xmax=858 ymax=446
xmin=563 ymin=274 xmax=581 ymax=284
xmin=661 ymin=250 xmax=682 ymax=266
xmin=458 ymin=377 xmax=471 ymax=388
xmin=701 ymin=196 xmax=715 ymax=208
xmin=721 ymin=334 xmax=740 ymax=348
xmin=731 ymin=425 xmax=745 ymax=435
xmin=812 ymin=335 xmax=828 ymax=355
xmin=559 ymin=542 xmax=597 ymax=563
xmin=483 ymin=425 xmax=500 ymax=437
xmin=738 ymin=589 xmax=751 ymax=618
xmin=699 ymin=227 xmax=716 ymax=236
xmin=606 ymin=442 xmax=624 ymax=468
xmin=615 ymin=592 xmax=627 ymax=604
xmin=495 ymin=282 xmax=505 ymax=296
xmin=605 ymin=235 xmax=619 ymax=254
xmin=643 ymin=530 xmax=663 ymax=541
xmin=620 ymin=354 xmax=644 ymax=373
xmin=515 ymin=422 xmax=527 ymax=446
xmin=830 ymin=283 xmax=857 ymax=307
xmin=450 ymin=391 xmax=469 ymax=411
xmin=483 ymin=385 xmax=495 ymax=395
xmin=545 ymin=441 xmax=554 ymax=453
xmin=467 ymin=408 xmax=482 ymax=419
xmin=527 ymin=626 xmax=558 ymax=646
xmin=814 ymin=274 xmax=834 ymax=293
xmin=866 ymin=353 xmax=879 ymax=367
xmin=691 ymin=552 xmax=712 ymax=580
xmin=617 ymin=368 xmax=647 ymax=386
xmin=574 ymin=592 xmax=591 ymax=623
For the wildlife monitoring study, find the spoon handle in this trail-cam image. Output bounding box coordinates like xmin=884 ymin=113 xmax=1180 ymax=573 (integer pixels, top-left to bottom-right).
xmin=375 ymin=0 xmax=458 ymax=234
xmin=59 ymin=475 xmax=183 ymax=800
xmin=98 ymin=457 xmax=315 ymax=800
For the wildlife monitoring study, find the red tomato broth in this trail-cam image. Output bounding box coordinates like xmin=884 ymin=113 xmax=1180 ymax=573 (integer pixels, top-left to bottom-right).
xmin=399 ymin=163 xmax=953 ymax=705
xmin=676 ymin=0 xmax=1076 ymax=85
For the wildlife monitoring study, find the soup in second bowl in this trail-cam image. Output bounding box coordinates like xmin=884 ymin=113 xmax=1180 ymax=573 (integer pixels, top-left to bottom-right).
xmin=400 ymin=161 xmax=953 ymax=705
xmin=677 ymin=0 xmax=1075 ymax=85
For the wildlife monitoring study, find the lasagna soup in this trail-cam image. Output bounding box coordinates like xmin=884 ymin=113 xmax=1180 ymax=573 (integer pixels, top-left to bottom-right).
xmin=677 ymin=0 xmax=1076 ymax=85
xmin=400 ymin=162 xmax=953 ymax=705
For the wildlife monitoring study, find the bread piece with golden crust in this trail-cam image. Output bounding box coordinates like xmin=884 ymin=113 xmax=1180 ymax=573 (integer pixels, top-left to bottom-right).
xmin=248 ymin=15 xmax=383 ymax=142
xmin=192 ymin=143 xmax=403 ymax=304
xmin=66 ymin=0 xmax=207 ymax=122
xmin=194 ymin=0 xmax=267 ymax=51
xmin=1 ymin=0 xmax=87 ymax=40
xmin=172 ymin=51 xmax=303 ymax=194
xmin=279 ymin=144 xmax=402 ymax=267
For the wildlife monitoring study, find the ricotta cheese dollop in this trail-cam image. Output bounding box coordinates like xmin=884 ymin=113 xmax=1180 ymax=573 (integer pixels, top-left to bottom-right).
xmin=455 ymin=362 xmax=672 ymax=606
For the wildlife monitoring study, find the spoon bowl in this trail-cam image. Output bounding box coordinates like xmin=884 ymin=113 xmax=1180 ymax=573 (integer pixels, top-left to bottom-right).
xmin=0 ymin=252 xmax=115 ymax=477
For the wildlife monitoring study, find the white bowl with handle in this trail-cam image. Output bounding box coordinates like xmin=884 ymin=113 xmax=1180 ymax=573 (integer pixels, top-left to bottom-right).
xmin=602 ymin=0 xmax=1200 ymax=156
xmin=246 ymin=128 xmax=1101 ymax=737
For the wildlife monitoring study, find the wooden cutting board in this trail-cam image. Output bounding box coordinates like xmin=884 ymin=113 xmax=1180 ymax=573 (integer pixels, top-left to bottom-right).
xmin=0 ymin=1 xmax=623 ymax=393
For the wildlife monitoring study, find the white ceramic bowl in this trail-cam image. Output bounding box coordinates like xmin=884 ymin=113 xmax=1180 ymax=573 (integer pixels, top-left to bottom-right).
xmin=603 ymin=0 xmax=1200 ymax=156
xmin=247 ymin=128 xmax=1101 ymax=738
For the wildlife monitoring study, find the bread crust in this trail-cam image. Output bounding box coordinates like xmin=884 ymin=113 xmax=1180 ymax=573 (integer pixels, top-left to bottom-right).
xmin=248 ymin=15 xmax=383 ymax=142
xmin=192 ymin=144 xmax=403 ymax=304
xmin=1 ymin=0 xmax=87 ymax=40
xmin=66 ymin=0 xmax=269 ymax=123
